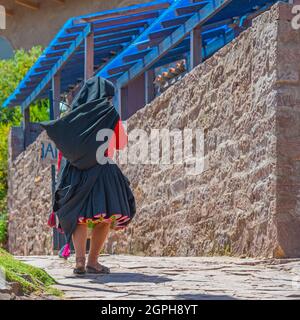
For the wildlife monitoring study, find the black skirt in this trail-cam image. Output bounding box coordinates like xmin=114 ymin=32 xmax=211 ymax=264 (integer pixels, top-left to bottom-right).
xmin=53 ymin=156 xmax=136 ymax=244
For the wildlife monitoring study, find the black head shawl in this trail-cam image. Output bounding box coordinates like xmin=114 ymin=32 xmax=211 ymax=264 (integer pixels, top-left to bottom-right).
xmin=70 ymin=75 xmax=115 ymax=110
xmin=40 ymin=76 xmax=119 ymax=170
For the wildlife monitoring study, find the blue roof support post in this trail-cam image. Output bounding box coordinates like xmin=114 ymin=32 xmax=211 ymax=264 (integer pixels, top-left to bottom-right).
xmin=127 ymin=73 xmax=146 ymax=119
xmin=84 ymin=25 xmax=94 ymax=81
xmin=52 ymin=71 xmax=61 ymax=119
xmin=22 ymin=106 xmax=30 ymax=149
xmin=190 ymin=25 xmax=202 ymax=69
xmin=49 ymin=89 xmax=54 ymax=120
xmin=118 ymin=86 xmax=128 ymax=120
xmin=118 ymin=74 xmax=146 ymax=120
xmin=184 ymin=52 xmax=191 ymax=72
xmin=49 ymin=88 xmax=66 ymax=252
xmin=145 ymin=69 xmax=156 ymax=104
xmin=48 ymin=87 xmax=56 ymax=218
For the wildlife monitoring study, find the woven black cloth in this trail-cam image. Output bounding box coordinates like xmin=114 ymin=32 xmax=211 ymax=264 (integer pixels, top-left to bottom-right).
xmin=40 ymin=76 xmax=119 ymax=170
xmin=40 ymin=76 xmax=136 ymax=246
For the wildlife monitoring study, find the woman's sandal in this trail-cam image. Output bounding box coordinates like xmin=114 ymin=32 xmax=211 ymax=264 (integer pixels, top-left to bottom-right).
xmin=73 ymin=257 xmax=86 ymax=275
xmin=86 ymin=262 xmax=110 ymax=274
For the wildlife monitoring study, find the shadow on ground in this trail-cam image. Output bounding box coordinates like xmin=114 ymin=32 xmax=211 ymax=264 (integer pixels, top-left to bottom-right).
xmin=57 ymin=273 xmax=237 ymax=300
xmin=65 ymin=272 xmax=172 ymax=283
xmin=175 ymin=293 xmax=237 ymax=300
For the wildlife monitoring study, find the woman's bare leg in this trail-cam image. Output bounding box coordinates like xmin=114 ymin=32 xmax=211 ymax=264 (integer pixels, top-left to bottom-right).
xmin=87 ymin=222 xmax=111 ymax=267
xmin=72 ymin=224 xmax=88 ymax=268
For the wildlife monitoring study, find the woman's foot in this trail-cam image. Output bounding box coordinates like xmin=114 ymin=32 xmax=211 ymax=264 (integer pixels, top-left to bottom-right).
xmin=73 ymin=256 xmax=86 ymax=275
xmin=86 ymin=261 xmax=110 ymax=274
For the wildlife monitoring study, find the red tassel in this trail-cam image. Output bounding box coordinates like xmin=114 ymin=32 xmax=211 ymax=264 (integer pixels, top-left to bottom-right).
xmin=57 ymin=150 xmax=62 ymax=171
xmin=59 ymin=243 xmax=71 ymax=259
xmin=47 ymin=211 xmax=56 ymax=228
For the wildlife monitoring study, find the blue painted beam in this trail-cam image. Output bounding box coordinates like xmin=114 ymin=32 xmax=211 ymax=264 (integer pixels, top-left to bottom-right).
xmin=65 ymin=23 xmax=87 ymax=33
xmin=24 ymin=78 xmax=43 ymax=86
xmin=136 ymin=38 xmax=162 ymax=50
xmin=69 ymin=44 xmax=124 ymax=59
xmin=4 ymin=2 xmax=168 ymax=107
xmin=74 ymin=1 xmax=171 ymax=23
xmin=48 ymin=21 xmax=150 ymax=53
xmin=153 ymin=53 xmax=186 ymax=69
xmin=123 ymin=48 xmax=152 ymax=63
xmin=29 ymin=71 xmax=49 ymax=79
xmin=97 ymin=0 xmax=191 ymax=79
xmin=108 ymin=61 xmax=137 ymax=76
xmin=135 ymin=22 xmax=234 ymax=54
xmin=46 ymin=48 xmax=68 ymax=58
xmin=92 ymin=11 xmax=159 ymax=29
xmin=107 ymin=71 xmax=126 ymax=83
xmin=176 ymin=2 xmax=210 ymax=16
xmin=161 ymin=13 xmax=193 ymax=28
xmin=34 ymin=65 xmax=53 ymax=73
xmin=51 ymin=42 xmax=72 ymax=51
xmin=204 ymin=29 xmax=234 ymax=58
xmin=92 ymin=35 xmax=133 ymax=48
xmin=5 ymin=0 xmax=286 ymax=109
xmin=39 ymin=56 xmax=60 ymax=66
xmin=153 ymin=28 xmax=233 ymax=69
xmin=5 ymin=1 xmax=176 ymax=108
xmin=129 ymin=33 xmax=182 ymax=50
xmin=202 ymin=26 xmax=226 ymax=40
xmin=57 ymin=32 xmax=79 ymax=43
xmin=19 ymin=24 xmax=92 ymax=110
xmin=163 ymin=15 xmax=233 ymax=34
xmin=50 ymin=31 xmax=133 ymax=53
xmin=115 ymin=0 xmax=233 ymax=88
xmin=148 ymin=25 xmax=178 ymax=40
xmin=93 ymin=21 xmax=149 ymax=37
xmin=93 ymin=29 xmax=140 ymax=42
xmin=3 ymin=17 xmax=76 ymax=108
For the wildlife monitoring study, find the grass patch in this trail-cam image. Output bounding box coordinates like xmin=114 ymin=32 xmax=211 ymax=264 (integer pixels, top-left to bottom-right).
xmin=0 ymin=213 xmax=7 ymax=246
xmin=0 ymin=248 xmax=63 ymax=297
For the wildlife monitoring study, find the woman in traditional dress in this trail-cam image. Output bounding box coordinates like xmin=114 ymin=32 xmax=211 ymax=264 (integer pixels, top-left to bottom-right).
xmin=41 ymin=76 xmax=136 ymax=275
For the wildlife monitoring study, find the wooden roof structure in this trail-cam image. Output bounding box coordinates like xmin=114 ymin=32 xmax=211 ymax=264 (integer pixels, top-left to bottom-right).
xmin=3 ymin=0 xmax=291 ymax=121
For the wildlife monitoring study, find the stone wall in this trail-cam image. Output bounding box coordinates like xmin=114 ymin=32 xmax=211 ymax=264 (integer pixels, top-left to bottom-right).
xmin=276 ymin=4 xmax=300 ymax=258
xmin=8 ymin=131 xmax=53 ymax=255
xmin=104 ymin=3 xmax=300 ymax=258
xmin=9 ymin=123 xmax=43 ymax=162
xmin=7 ymin=3 xmax=300 ymax=258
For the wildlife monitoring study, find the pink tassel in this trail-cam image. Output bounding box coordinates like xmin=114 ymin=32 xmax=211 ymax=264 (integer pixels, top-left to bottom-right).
xmin=59 ymin=243 xmax=71 ymax=259
xmin=47 ymin=211 xmax=56 ymax=228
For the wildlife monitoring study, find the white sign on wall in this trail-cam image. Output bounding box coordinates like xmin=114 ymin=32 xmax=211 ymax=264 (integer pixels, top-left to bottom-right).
xmin=0 ymin=5 xmax=5 ymax=30
xmin=41 ymin=140 xmax=58 ymax=164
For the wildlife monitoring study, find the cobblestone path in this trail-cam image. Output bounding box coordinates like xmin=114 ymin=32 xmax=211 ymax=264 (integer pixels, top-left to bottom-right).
xmin=17 ymin=255 xmax=300 ymax=300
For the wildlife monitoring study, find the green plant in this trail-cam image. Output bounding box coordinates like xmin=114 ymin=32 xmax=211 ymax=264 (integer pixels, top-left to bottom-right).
xmin=0 ymin=47 xmax=50 ymax=247
xmin=0 ymin=248 xmax=63 ymax=296
xmin=0 ymin=215 xmax=7 ymax=245
xmin=0 ymin=124 xmax=9 ymax=246
xmin=0 ymin=46 xmax=47 ymax=124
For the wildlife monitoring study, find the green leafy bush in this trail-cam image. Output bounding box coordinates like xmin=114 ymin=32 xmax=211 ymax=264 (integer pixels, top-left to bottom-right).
xmin=0 ymin=215 xmax=7 ymax=245
xmin=0 ymin=47 xmax=50 ymax=246
xmin=0 ymin=248 xmax=62 ymax=296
